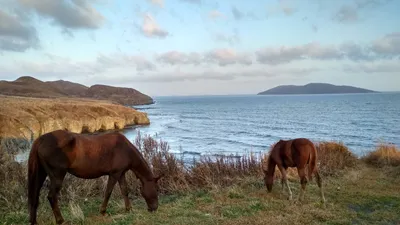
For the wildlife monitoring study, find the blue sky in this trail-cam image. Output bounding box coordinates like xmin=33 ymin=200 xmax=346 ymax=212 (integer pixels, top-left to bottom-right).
xmin=0 ymin=0 xmax=399 ymax=96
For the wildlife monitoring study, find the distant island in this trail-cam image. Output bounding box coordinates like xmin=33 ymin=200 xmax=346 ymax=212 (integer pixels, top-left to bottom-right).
xmin=257 ymin=83 xmax=378 ymax=95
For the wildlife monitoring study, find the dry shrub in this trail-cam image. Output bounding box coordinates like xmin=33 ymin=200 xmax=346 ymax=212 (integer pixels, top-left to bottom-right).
xmin=316 ymin=141 xmax=359 ymax=176
xmin=189 ymin=152 xmax=266 ymax=188
xmin=362 ymin=143 xmax=400 ymax=167
xmin=134 ymin=131 xmax=267 ymax=192
xmin=0 ymin=138 xmax=30 ymax=212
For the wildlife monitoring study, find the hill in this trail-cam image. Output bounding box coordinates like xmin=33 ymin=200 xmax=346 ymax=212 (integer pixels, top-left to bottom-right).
xmin=0 ymin=76 xmax=154 ymax=105
xmin=86 ymin=84 xmax=154 ymax=106
xmin=258 ymin=83 xmax=377 ymax=95
xmin=0 ymin=76 xmax=67 ymax=98
xmin=46 ymin=80 xmax=88 ymax=97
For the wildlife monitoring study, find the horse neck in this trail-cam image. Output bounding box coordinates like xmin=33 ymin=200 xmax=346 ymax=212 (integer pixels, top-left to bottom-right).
xmin=131 ymin=151 xmax=154 ymax=182
xmin=267 ymin=156 xmax=276 ymax=176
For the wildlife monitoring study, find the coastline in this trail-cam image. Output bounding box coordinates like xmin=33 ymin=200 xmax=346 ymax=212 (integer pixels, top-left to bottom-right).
xmin=0 ymin=95 xmax=151 ymax=139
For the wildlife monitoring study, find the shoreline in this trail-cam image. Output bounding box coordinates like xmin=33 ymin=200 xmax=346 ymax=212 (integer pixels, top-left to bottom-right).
xmin=0 ymin=95 xmax=151 ymax=139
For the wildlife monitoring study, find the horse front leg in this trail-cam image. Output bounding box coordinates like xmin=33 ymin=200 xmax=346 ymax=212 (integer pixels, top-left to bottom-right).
xmin=118 ymin=173 xmax=131 ymax=212
xmin=100 ymin=174 xmax=119 ymax=215
xmin=277 ymin=164 xmax=292 ymax=200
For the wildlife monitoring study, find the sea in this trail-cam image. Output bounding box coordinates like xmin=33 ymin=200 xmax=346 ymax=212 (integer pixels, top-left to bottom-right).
xmin=123 ymin=92 xmax=400 ymax=160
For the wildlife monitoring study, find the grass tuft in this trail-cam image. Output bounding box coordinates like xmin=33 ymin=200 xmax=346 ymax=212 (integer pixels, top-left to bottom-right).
xmin=362 ymin=143 xmax=400 ymax=167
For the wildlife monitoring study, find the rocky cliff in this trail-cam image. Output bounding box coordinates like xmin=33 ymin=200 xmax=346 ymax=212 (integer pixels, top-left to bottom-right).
xmin=0 ymin=95 xmax=150 ymax=139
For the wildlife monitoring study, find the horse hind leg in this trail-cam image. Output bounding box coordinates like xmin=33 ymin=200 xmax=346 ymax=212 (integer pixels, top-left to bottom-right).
xmin=118 ymin=173 xmax=131 ymax=212
xmin=47 ymin=171 xmax=67 ymax=225
xmin=297 ymin=167 xmax=308 ymax=202
xmin=315 ymin=170 xmax=326 ymax=204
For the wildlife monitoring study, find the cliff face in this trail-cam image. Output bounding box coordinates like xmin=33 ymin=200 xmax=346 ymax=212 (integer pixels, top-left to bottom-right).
xmin=0 ymin=77 xmax=154 ymax=106
xmin=0 ymin=96 xmax=150 ymax=139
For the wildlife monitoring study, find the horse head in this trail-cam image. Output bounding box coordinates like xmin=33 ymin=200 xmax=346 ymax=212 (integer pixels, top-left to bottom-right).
xmin=263 ymin=168 xmax=274 ymax=192
xmin=140 ymin=173 xmax=164 ymax=212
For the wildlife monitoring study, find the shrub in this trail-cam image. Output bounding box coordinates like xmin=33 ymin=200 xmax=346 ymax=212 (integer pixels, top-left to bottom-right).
xmin=316 ymin=141 xmax=359 ymax=176
xmin=362 ymin=143 xmax=400 ymax=167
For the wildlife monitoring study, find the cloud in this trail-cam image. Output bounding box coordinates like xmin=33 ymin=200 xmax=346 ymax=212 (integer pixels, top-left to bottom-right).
xmin=256 ymin=42 xmax=343 ymax=65
xmin=156 ymin=51 xmax=201 ymax=65
xmin=340 ymin=42 xmax=372 ymax=61
xmin=17 ymin=0 xmax=104 ymax=30
xmin=0 ymin=9 xmax=39 ymax=52
xmin=279 ymin=0 xmax=297 ymax=16
xmin=343 ymin=59 xmax=400 ymax=73
xmin=180 ymin=0 xmax=201 ymax=4
xmin=232 ymin=6 xmax=244 ymax=20
xmin=94 ymin=66 xmax=320 ymax=84
xmin=156 ymin=49 xmax=252 ymax=66
xmin=212 ymin=30 xmax=240 ymax=45
xmin=332 ymin=0 xmax=391 ymax=24
xmin=208 ymin=10 xmax=224 ymax=20
xmin=141 ymin=13 xmax=169 ymax=38
xmin=231 ymin=6 xmax=259 ymax=20
xmin=311 ymin=24 xmax=318 ymax=32
xmin=14 ymin=53 xmax=156 ymax=81
xmin=205 ymin=49 xmax=252 ymax=66
xmin=371 ymin=32 xmax=400 ymax=56
xmin=95 ymin=53 xmax=157 ymax=71
xmin=332 ymin=5 xmax=359 ymax=23
xmin=148 ymin=0 xmax=164 ymax=8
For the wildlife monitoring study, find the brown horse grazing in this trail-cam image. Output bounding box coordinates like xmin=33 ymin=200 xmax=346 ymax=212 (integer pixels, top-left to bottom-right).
xmin=263 ymin=138 xmax=326 ymax=203
xmin=28 ymin=129 xmax=164 ymax=225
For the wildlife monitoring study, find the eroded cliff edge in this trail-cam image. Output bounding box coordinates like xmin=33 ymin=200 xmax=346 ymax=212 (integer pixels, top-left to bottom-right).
xmin=0 ymin=95 xmax=150 ymax=139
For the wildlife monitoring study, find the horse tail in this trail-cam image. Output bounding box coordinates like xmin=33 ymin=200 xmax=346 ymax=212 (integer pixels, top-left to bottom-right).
xmin=307 ymin=143 xmax=318 ymax=182
xmin=28 ymin=137 xmax=47 ymax=224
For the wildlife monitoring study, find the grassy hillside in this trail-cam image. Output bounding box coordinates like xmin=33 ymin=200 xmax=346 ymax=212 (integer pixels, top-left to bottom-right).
xmin=1 ymin=135 xmax=399 ymax=225
xmin=0 ymin=95 xmax=150 ymax=139
xmin=0 ymin=76 xmax=154 ymax=106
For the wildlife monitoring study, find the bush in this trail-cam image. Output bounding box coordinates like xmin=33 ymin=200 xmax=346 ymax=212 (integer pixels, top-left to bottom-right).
xmin=316 ymin=141 xmax=359 ymax=176
xmin=0 ymin=138 xmax=30 ymax=213
xmin=362 ymin=143 xmax=400 ymax=167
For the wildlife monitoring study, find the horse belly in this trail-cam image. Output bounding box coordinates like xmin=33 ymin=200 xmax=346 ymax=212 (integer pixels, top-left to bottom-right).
xmin=68 ymin=159 xmax=110 ymax=179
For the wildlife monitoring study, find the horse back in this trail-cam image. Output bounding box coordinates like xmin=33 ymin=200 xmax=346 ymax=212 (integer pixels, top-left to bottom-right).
xmin=272 ymin=138 xmax=315 ymax=168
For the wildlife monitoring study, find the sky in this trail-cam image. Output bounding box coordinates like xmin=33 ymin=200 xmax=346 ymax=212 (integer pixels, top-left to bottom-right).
xmin=0 ymin=0 xmax=399 ymax=96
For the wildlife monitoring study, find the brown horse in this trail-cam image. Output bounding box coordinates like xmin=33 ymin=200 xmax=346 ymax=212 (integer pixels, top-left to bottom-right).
xmin=28 ymin=129 xmax=164 ymax=225
xmin=263 ymin=138 xmax=326 ymax=203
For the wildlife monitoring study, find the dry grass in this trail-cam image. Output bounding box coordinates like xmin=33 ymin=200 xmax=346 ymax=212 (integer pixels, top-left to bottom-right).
xmin=362 ymin=143 xmax=400 ymax=167
xmin=0 ymin=95 xmax=150 ymax=139
xmin=315 ymin=141 xmax=359 ymax=176
xmin=1 ymin=136 xmax=400 ymax=224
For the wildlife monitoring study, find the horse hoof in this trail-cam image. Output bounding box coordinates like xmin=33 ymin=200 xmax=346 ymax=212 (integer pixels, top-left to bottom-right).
xmin=100 ymin=210 xmax=107 ymax=216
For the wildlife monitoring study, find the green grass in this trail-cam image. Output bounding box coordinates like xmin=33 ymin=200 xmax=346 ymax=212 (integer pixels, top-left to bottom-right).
xmin=1 ymin=165 xmax=400 ymax=225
